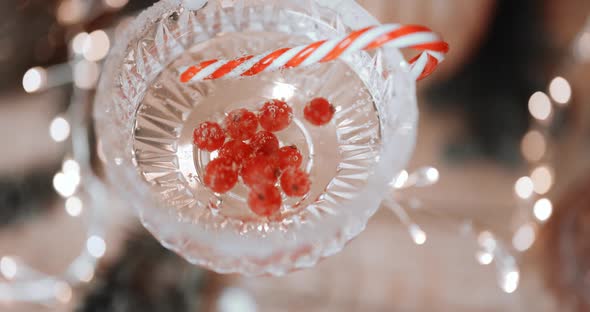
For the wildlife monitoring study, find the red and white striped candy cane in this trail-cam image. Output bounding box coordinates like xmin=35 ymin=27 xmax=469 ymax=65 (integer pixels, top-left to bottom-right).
xmin=179 ymin=24 xmax=449 ymax=83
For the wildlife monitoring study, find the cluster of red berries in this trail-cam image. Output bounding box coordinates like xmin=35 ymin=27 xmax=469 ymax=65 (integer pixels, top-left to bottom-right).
xmin=193 ymin=97 xmax=335 ymax=217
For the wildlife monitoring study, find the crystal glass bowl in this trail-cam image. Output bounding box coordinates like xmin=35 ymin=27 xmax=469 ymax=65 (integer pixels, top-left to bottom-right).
xmin=94 ymin=0 xmax=417 ymax=275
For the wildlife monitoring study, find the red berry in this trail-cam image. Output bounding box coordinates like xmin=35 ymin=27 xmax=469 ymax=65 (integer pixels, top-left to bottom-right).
xmin=241 ymin=155 xmax=280 ymax=187
xmin=193 ymin=121 xmax=226 ymax=151
xmin=218 ymin=140 xmax=253 ymax=167
xmin=225 ymin=109 xmax=258 ymax=140
xmin=203 ymin=157 xmax=238 ymax=193
xmin=248 ymin=184 xmax=282 ymax=217
xmin=280 ymin=169 xmax=311 ymax=197
xmin=250 ymin=131 xmax=279 ymax=157
xmin=304 ymin=97 xmax=335 ymax=126
xmin=277 ymin=145 xmax=303 ymax=170
xmin=258 ymin=99 xmax=293 ymax=132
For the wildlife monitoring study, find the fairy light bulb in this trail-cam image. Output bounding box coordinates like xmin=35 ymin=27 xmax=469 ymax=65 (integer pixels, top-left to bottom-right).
xmin=548 ymin=77 xmax=572 ymax=105
xmin=50 ymin=117 xmax=71 ymax=142
xmin=512 ymin=223 xmax=535 ymax=252
xmin=83 ymin=30 xmax=110 ymax=62
xmin=521 ymin=130 xmax=546 ymax=162
xmin=533 ymin=198 xmax=553 ymax=222
xmin=514 ymin=177 xmax=534 ymax=199
xmin=65 ymin=196 xmax=83 ymax=217
xmin=425 ymin=167 xmax=439 ymax=183
xmin=0 ymin=257 xmax=17 ymax=280
xmin=87 ymin=236 xmax=106 ymax=258
xmin=72 ymin=32 xmax=90 ymax=55
xmin=22 ymin=67 xmax=47 ymax=93
xmin=409 ymin=224 xmax=426 ymax=245
xmin=476 ymin=251 xmax=494 ymax=265
xmin=74 ymin=60 xmax=100 ymax=89
xmin=502 ymin=270 xmax=520 ymax=294
xmin=530 ymin=166 xmax=553 ymax=195
xmin=217 ymin=288 xmax=257 ymax=312
xmin=478 ymin=231 xmax=496 ymax=251
xmin=392 ymin=170 xmax=409 ymax=188
xmin=528 ymin=92 xmax=552 ymax=121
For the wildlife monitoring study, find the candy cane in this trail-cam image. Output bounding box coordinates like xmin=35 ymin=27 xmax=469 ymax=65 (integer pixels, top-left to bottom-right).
xmin=180 ymin=24 xmax=449 ymax=83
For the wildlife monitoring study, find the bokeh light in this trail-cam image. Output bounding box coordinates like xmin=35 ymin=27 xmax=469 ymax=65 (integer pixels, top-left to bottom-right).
xmin=83 ymin=30 xmax=110 ymax=62
xmin=87 ymin=236 xmax=106 ymax=258
xmin=65 ymin=196 xmax=83 ymax=217
xmin=74 ymin=60 xmax=100 ymax=89
xmin=0 ymin=257 xmax=17 ymax=280
xmin=521 ymin=130 xmax=546 ymax=162
xmin=49 ymin=117 xmax=71 ymax=142
xmin=22 ymin=67 xmax=46 ymax=93
xmin=533 ymin=198 xmax=553 ymax=222
xmin=103 ymin=0 xmax=129 ymax=9
xmin=512 ymin=223 xmax=535 ymax=252
xmin=528 ymin=92 xmax=552 ymax=121
xmin=548 ymin=77 xmax=572 ymax=105
xmin=514 ymin=176 xmax=534 ymax=199
xmin=531 ymin=166 xmax=553 ymax=195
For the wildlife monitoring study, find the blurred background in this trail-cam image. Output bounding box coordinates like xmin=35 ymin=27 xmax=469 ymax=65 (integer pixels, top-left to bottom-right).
xmin=1 ymin=0 xmax=590 ymax=311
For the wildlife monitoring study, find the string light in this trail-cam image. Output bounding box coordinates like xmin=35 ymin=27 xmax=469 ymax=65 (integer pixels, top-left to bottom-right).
xmin=22 ymin=67 xmax=46 ymax=93
xmin=528 ymin=92 xmax=552 ymax=121
xmin=548 ymin=77 xmax=572 ymax=105
xmin=514 ymin=177 xmax=534 ymax=199
xmin=49 ymin=117 xmax=71 ymax=142
xmin=533 ymin=198 xmax=553 ymax=222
